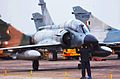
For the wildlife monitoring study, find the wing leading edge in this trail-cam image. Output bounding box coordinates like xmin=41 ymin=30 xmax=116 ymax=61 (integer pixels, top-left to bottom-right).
xmin=0 ymin=43 xmax=61 ymax=51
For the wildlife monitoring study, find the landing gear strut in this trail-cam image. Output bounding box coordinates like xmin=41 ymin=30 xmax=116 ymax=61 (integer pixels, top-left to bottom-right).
xmin=49 ymin=50 xmax=58 ymax=61
xmin=32 ymin=60 xmax=39 ymax=71
xmin=52 ymin=51 xmax=57 ymax=61
xmin=118 ymin=54 xmax=120 ymax=59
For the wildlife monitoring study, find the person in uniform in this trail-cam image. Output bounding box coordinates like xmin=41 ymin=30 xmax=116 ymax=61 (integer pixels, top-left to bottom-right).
xmin=78 ymin=45 xmax=92 ymax=79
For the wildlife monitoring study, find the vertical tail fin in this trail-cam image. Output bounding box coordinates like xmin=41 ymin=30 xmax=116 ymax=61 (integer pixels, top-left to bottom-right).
xmin=38 ymin=0 xmax=54 ymax=25
xmin=0 ymin=19 xmax=30 ymax=47
xmin=32 ymin=13 xmax=45 ymax=31
xmin=72 ymin=6 xmax=111 ymax=31
xmin=32 ymin=0 xmax=54 ymax=31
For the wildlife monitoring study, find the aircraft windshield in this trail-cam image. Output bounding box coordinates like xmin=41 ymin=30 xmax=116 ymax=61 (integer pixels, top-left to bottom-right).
xmin=76 ymin=24 xmax=88 ymax=34
xmin=74 ymin=24 xmax=83 ymax=33
xmin=82 ymin=25 xmax=89 ymax=34
xmin=64 ymin=20 xmax=89 ymax=34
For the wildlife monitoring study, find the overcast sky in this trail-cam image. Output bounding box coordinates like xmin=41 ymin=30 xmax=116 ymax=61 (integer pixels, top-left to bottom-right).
xmin=0 ymin=0 xmax=120 ymax=35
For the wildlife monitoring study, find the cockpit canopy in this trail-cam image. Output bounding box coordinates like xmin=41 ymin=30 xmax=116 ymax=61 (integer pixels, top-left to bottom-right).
xmin=38 ymin=19 xmax=89 ymax=35
xmin=63 ymin=19 xmax=89 ymax=34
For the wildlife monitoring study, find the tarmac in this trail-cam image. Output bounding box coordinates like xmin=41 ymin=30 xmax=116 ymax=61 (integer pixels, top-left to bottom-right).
xmin=0 ymin=55 xmax=120 ymax=79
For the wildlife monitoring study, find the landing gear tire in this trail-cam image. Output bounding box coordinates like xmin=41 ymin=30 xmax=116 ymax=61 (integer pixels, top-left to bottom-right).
xmin=32 ymin=60 xmax=39 ymax=71
xmin=78 ymin=63 xmax=81 ymax=69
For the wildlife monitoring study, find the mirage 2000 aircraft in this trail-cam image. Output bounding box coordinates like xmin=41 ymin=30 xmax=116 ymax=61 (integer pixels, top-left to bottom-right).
xmin=32 ymin=0 xmax=112 ymax=58
xmin=0 ymin=0 xmax=112 ymax=71
xmin=72 ymin=6 xmax=120 ymax=58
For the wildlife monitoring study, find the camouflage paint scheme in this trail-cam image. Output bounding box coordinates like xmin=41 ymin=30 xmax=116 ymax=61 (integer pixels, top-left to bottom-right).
xmin=0 ymin=0 xmax=112 ymax=70
xmin=0 ymin=19 xmax=31 ymax=48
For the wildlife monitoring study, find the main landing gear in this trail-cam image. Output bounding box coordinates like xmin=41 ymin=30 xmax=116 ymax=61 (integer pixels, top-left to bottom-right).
xmin=32 ymin=60 xmax=39 ymax=71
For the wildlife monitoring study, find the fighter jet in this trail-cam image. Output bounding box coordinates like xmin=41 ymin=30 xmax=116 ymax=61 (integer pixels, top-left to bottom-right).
xmin=32 ymin=0 xmax=112 ymax=58
xmin=0 ymin=19 xmax=30 ymax=58
xmin=0 ymin=0 xmax=112 ymax=71
xmin=72 ymin=6 xmax=120 ymax=58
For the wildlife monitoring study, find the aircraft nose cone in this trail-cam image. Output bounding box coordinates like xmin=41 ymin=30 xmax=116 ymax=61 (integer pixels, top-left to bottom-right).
xmin=84 ymin=34 xmax=98 ymax=45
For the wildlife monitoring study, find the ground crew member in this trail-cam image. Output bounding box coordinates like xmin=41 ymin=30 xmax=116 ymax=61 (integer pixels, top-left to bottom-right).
xmin=78 ymin=45 xmax=92 ymax=79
